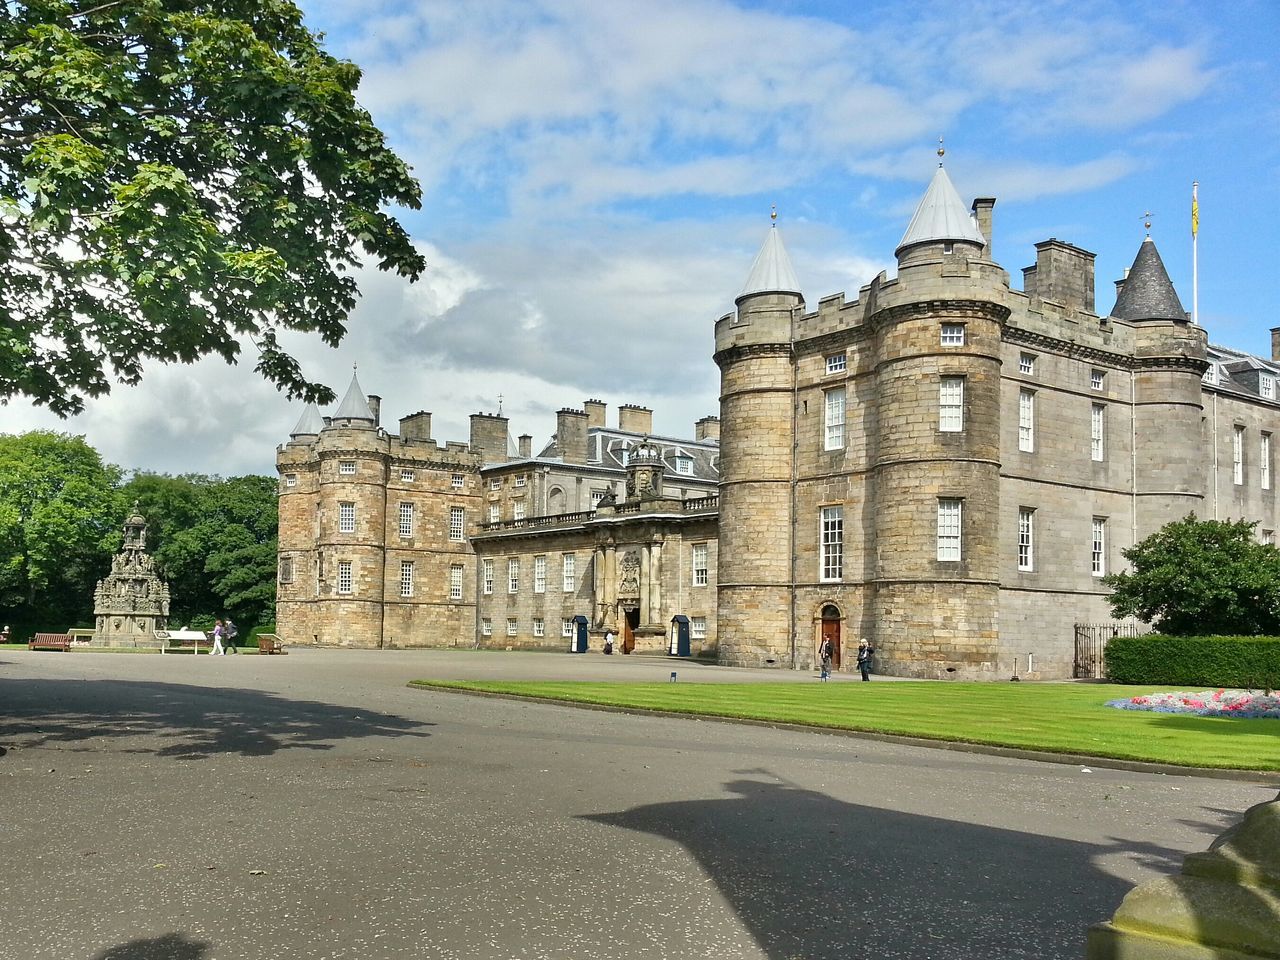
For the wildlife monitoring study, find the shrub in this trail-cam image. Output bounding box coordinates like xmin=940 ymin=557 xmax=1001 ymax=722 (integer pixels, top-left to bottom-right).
xmin=1105 ymin=634 xmax=1280 ymax=689
xmin=246 ymin=623 xmax=277 ymax=645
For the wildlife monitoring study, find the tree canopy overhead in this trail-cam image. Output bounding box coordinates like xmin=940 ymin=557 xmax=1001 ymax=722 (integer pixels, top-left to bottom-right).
xmin=1105 ymin=515 xmax=1280 ymax=636
xmin=1 ymin=0 xmax=425 ymax=415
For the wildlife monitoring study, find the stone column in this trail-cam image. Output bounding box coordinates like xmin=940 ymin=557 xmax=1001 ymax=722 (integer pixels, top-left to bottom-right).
xmin=648 ymin=541 xmax=662 ymax=626
xmin=639 ymin=544 xmax=651 ymax=624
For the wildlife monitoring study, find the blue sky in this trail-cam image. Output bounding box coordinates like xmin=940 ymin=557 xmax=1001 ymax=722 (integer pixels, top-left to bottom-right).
xmin=8 ymin=0 xmax=1279 ymax=475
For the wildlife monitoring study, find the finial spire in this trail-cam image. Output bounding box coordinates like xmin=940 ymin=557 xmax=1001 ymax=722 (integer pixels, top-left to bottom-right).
xmin=497 ymin=393 xmax=504 ymax=415
xmin=937 ymin=136 xmax=945 ymax=166
xmin=770 ymin=203 xmax=777 ymax=227
xmin=1142 ymin=210 xmax=1152 ymax=238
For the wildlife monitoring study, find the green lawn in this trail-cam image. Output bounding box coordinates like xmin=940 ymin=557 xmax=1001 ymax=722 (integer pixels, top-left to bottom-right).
xmin=411 ymin=680 xmax=1280 ymax=772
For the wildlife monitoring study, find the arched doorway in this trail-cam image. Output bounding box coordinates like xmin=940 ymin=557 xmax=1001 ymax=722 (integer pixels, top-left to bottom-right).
xmin=820 ymin=604 xmax=842 ymax=670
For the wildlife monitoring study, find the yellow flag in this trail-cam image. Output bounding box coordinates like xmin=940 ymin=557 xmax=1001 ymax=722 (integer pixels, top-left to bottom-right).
xmin=1191 ymin=184 xmax=1199 ymax=237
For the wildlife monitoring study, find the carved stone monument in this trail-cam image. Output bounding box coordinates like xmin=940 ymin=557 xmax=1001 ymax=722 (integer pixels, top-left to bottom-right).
xmin=89 ymin=505 xmax=171 ymax=648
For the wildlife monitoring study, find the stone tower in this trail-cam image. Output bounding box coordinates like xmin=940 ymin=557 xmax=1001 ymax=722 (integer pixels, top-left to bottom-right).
xmin=714 ymin=216 xmax=803 ymax=666
xmin=91 ymin=505 xmax=171 ymax=647
xmin=1112 ymin=235 xmax=1208 ymax=530
xmin=867 ymin=162 xmax=1010 ymax=678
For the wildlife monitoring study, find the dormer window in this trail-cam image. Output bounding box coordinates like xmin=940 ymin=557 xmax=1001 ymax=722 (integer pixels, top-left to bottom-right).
xmin=940 ymin=324 xmax=965 ymax=347
xmin=825 ymin=353 xmax=846 ymax=375
xmin=1262 ymin=374 xmax=1276 ymax=400
xmin=1202 ymin=366 xmax=1217 ymax=385
xmin=675 ymin=456 xmax=694 ymax=475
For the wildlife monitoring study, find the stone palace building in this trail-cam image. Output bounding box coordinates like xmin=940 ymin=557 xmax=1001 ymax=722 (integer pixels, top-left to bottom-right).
xmin=276 ymin=162 xmax=1279 ymax=679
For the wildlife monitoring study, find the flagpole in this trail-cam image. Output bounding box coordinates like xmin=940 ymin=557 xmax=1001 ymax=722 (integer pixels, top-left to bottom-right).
xmin=1192 ymin=181 xmax=1199 ymax=325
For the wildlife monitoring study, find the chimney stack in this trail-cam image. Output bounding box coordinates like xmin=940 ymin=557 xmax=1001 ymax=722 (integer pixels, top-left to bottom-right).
xmin=399 ymin=411 xmax=432 ymax=441
xmin=618 ymin=404 xmax=653 ymax=434
xmin=518 ymin=434 xmax=532 ymax=458
xmin=695 ymin=416 xmax=720 ymax=442
xmin=468 ymin=412 xmax=510 ymax=463
xmin=367 ymin=395 xmax=381 ymax=428
xmin=584 ymin=399 xmax=607 ymax=430
xmin=971 ymin=197 xmax=995 ymax=251
xmin=1030 ymin=239 xmax=1096 ymax=313
xmin=556 ymin=409 xmax=589 ymax=464
xmin=1272 ymin=327 xmax=1280 ymax=363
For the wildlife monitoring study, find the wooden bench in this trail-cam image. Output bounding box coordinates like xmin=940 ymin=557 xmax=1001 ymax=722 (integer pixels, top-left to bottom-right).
xmin=29 ymin=632 xmax=71 ymax=652
xmin=257 ymin=634 xmax=287 ymax=655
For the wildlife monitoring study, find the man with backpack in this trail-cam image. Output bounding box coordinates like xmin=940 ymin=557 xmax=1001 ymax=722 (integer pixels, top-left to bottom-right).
xmin=223 ymin=617 xmax=239 ymax=654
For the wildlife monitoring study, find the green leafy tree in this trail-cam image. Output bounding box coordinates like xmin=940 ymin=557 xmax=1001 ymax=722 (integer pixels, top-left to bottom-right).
xmin=1105 ymin=515 xmax=1280 ymax=636
xmin=1 ymin=0 xmax=425 ymax=415
xmin=0 ymin=430 xmax=123 ymax=631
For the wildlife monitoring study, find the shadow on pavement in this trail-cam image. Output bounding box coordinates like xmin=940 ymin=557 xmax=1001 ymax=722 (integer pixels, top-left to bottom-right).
xmin=584 ymin=774 xmax=1203 ymax=960
xmin=92 ymin=933 xmax=211 ymax=959
xmin=0 ymin=678 xmax=431 ymax=759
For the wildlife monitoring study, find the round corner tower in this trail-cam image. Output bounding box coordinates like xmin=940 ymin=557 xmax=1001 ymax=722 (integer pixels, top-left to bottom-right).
xmin=714 ymin=220 xmax=802 ymax=667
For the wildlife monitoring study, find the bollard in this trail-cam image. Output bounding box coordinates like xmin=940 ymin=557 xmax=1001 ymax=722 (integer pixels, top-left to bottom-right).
xmin=670 ymin=672 xmax=677 ymax=682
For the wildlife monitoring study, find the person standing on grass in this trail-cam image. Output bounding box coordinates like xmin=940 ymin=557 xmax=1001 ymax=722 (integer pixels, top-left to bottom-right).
xmin=818 ymin=637 xmax=833 ymax=681
xmin=857 ymin=638 xmax=874 ymax=681
xmin=209 ymin=619 xmax=225 ymax=656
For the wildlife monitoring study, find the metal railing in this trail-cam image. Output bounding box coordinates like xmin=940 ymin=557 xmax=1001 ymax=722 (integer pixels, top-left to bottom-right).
xmin=1073 ymin=621 xmax=1151 ymax=679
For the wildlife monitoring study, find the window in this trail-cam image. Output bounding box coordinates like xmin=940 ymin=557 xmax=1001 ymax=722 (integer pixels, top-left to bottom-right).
xmin=591 ymin=490 xmax=606 ymax=507
xmin=399 ymin=560 xmax=414 ymax=597
xmin=825 ymin=353 xmax=846 ymax=374
xmin=1264 ymin=530 xmax=1275 ymax=547
xmin=1018 ymin=508 xmax=1034 ymax=572
xmin=1090 ymin=369 xmax=1105 ymax=391
xmin=562 ymin=553 xmax=576 ymax=592
xmin=482 ymin=559 xmax=494 ymax=595
xmin=451 ymin=473 xmax=465 ymax=489
xmin=506 ymin=618 xmax=518 ymax=637
xmin=941 ymin=324 xmax=965 ymax=346
xmin=450 ymin=565 xmax=463 ymax=600
xmin=562 ymin=619 xmax=574 ymax=638
xmin=513 ymin=500 xmax=526 ymax=521
xmin=820 ymin=506 xmax=843 ymax=581
xmin=534 ymin=555 xmax=546 ymax=594
xmin=533 ymin=618 xmax=545 ymax=637
xmin=481 ymin=618 xmax=492 ymax=637
xmin=675 ymin=456 xmax=694 ymax=475
xmin=508 ymin=558 xmax=519 ymax=594
xmin=1018 ymin=353 xmax=1035 ymax=375
xmin=279 ymin=556 xmax=294 ymax=584
xmin=338 ymin=460 xmax=356 ymax=475
xmin=1234 ymin=425 xmax=1245 ymax=485
xmin=1263 ymin=434 xmax=1272 ymax=490
xmin=338 ymin=502 xmax=355 ymax=534
xmin=1091 ymin=518 xmax=1107 ymax=576
xmin=337 ymin=560 xmax=353 ymax=594
xmin=1018 ymin=389 xmax=1035 ymax=452
xmin=939 ymin=376 xmax=964 ymax=432
xmin=1091 ymin=404 xmax=1106 ymax=462
xmin=942 ymin=241 xmax=954 ymax=255
xmin=937 ymin=499 xmax=962 ymax=561
xmin=824 ymin=387 xmax=846 ymax=450
xmin=692 ymin=543 xmax=708 ymax=586
xmin=450 ymin=506 xmax=465 ymax=541
xmin=691 ymin=617 xmax=707 ymax=640
xmin=515 ymin=474 xmax=527 ymax=487
xmin=1263 ymin=374 xmax=1276 ymax=400
xmin=284 ymin=474 xmax=297 ymax=488
xmin=489 ymin=478 xmax=501 ymax=490
xmin=398 ymin=502 xmax=414 ymax=537
xmin=400 ymin=469 xmax=415 ymax=482
xmin=487 ymin=504 xmax=499 ymax=524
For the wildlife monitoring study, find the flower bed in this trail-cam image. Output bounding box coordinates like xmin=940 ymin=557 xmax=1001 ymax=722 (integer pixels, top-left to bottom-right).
xmin=1106 ymin=689 xmax=1280 ymax=719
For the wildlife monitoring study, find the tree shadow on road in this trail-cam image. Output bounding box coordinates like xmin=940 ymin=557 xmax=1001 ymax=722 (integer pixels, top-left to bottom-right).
xmin=92 ymin=933 xmax=210 ymax=959
xmin=584 ymin=773 xmax=1208 ymax=960
xmin=0 ymin=678 xmax=432 ymax=759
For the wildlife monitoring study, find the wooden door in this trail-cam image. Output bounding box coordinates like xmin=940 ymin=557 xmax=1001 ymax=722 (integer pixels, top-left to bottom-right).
xmin=821 ymin=616 xmax=842 ymax=670
xmin=623 ymin=608 xmax=639 ymax=654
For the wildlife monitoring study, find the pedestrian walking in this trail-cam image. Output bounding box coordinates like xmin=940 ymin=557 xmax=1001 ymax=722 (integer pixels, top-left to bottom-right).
xmin=857 ymin=638 xmax=874 ymax=681
xmin=818 ymin=637 xmax=833 ymax=681
xmin=223 ymin=617 xmax=239 ymax=654
xmin=209 ymin=619 xmax=225 ymax=656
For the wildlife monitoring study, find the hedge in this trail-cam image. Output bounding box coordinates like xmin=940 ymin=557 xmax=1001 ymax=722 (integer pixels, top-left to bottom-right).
xmin=1105 ymin=634 xmax=1280 ymax=688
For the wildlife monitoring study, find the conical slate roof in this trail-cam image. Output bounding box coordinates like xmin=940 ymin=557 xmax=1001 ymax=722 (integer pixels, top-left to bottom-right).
xmin=739 ymin=223 xmax=801 ymax=298
xmin=332 ymin=372 xmax=375 ymax=422
xmin=896 ymin=165 xmax=986 ymax=256
xmin=1110 ymin=237 xmax=1187 ymax=322
xmin=290 ymin=402 xmax=324 ymax=438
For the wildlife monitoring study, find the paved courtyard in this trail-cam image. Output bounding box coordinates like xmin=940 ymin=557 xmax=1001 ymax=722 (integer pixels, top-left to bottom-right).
xmin=1 ymin=648 xmax=1273 ymax=960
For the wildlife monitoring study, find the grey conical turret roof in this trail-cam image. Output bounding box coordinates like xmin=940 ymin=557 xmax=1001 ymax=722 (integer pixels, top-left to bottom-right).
xmin=332 ymin=371 xmax=375 ymax=422
xmin=739 ymin=221 xmax=801 ymax=299
xmin=896 ymin=165 xmax=986 ymax=257
xmin=290 ymin=402 xmax=324 ymax=438
xmin=1110 ymin=237 xmax=1187 ymax=322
